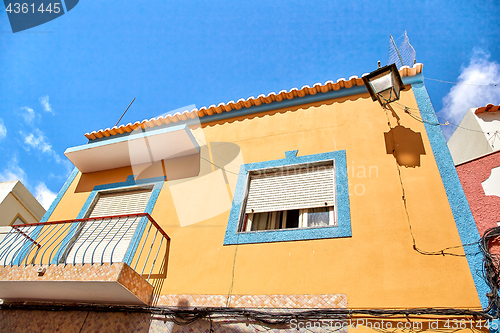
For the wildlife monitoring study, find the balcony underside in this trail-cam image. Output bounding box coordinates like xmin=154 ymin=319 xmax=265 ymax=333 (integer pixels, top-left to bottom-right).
xmin=64 ymin=124 xmax=200 ymax=173
xmin=0 ymin=263 xmax=153 ymax=305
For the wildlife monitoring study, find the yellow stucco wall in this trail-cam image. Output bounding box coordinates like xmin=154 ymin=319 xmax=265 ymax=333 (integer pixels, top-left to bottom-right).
xmin=47 ymin=87 xmax=482 ymax=310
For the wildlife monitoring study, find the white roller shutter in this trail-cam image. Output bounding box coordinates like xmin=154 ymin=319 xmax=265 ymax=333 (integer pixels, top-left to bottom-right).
xmin=65 ymin=188 xmax=152 ymax=264
xmin=245 ymin=163 xmax=335 ymax=214
xmin=88 ymin=189 xmax=152 ymax=218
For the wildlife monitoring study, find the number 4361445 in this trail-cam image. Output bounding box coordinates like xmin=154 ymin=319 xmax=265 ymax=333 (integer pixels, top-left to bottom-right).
xmin=6 ymin=3 xmax=61 ymax=14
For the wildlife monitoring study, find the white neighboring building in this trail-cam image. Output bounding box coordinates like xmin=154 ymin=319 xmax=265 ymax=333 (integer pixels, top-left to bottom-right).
xmin=0 ymin=180 xmax=45 ymax=226
xmin=448 ymin=104 xmax=500 ymax=165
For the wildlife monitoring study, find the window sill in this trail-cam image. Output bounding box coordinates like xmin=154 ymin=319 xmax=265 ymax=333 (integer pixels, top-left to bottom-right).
xmin=237 ymin=224 xmax=338 ymax=235
xmin=226 ymin=222 xmax=350 ymax=245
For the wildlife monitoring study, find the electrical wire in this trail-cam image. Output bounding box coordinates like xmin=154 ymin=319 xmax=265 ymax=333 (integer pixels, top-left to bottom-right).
xmin=199 ymin=156 xmax=239 ymax=176
xmin=226 ymin=233 xmax=240 ymax=307
xmin=392 ymin=103 xmax=449 ymax=127
xmin=191 ymin=134 xmax=241 ymax=175
xmin=424 ymin=77 xmax=500 ymax=87
xmin=442 ymin=120 xmax=492 ymax=134
xmin=390 ymin=102 xmax=442 ymax=126
xmin=1 ymin=302 xmax=494 ymax=321
xmin=383 ymin=109 xmax=469 ymax=257
xmin=192 ymin=135 xmax=242 ymax=170
xmin=393 ymin=101 xmax=497 ymax=136
xmin=480 ymin=227 xmax=500 ymax=317
xmin=405 ymin=107 xmax=448 ymax=126
xmin=78 ymin=311 xmax=90 ymax=333
xmin=487 ymin=132 xmax=500 ymax=149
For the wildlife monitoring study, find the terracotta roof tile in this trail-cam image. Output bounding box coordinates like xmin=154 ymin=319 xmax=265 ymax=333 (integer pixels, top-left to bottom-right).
xmin=85 ymin=63 xmax=424 ymax=140
xmin=475 ymin=104 xmax=500 ymax=114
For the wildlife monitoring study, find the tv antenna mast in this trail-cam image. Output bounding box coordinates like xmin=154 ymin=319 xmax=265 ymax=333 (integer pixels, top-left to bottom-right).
xmin=387 ymin=31 xmax=416 ymax=68
xmin=114 ymin=98 xmax=136 ymax=127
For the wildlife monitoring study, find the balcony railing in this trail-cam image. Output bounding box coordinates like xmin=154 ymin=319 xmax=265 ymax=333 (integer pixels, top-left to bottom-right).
xmin=0 ymin=213 xmax=169 ymax=283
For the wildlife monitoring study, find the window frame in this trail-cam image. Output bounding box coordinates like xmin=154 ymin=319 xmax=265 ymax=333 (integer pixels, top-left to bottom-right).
xmin=10 ymin=213 xmax=27 ymax=226
xmin=244 ymin=206 xmax=335 ymax=232
xmin=223 ymin=150 xmax=352 ymax=245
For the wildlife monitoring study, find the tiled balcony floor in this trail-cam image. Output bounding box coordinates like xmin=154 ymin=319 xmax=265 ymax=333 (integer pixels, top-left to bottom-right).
xmin=0 ymin=263 xmax=153 ymax=305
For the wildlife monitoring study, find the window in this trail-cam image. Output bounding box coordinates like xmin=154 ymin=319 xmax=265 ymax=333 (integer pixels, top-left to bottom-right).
xmin=10 ymin=214 xmax=27 ymax=226
xmin=86 ymin=188 xmax=153 ymax=218
xmin=240 ymin=162 xmax=336 ymax=232
xmin=244 ymin=207 xmax=335 ymax=231
xmin=223 ymin=150 xmax=352 ymax=245
xmin=61 ymin=187 xmax=153 ymax=264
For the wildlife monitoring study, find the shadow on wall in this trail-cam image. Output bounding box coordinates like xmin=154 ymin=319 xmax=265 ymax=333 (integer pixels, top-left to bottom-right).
xmin=384 ymin=125 xmax=426 ymax=167
xmin=75 ymin=141 xmax=242 ymax=193
xmin=166 ymin=142 xmax=244 ymax=227
xmin=147 ymin=238 xmax=170 ymax=306
xmin=73 ymin=142 xmax=243 ymax=229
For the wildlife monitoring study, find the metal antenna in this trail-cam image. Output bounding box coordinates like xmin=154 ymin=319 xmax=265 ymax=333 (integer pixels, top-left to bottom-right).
xmin=387 ymin=31 xmax=416 ymax=68
xmin=389 ymin=34 xmax=405 ymax=67
xmin=114 ymin=98 xmax=136 ymax=127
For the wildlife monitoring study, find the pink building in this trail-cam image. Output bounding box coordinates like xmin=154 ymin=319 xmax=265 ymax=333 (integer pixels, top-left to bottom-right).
xmin=455 ymin=150 xmax=500 ymax=234
xmin=449 ymin=103 xmax=500 ymax=234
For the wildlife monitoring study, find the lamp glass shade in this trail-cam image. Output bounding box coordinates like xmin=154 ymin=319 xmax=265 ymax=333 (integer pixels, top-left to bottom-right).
xmin=369 ymin=72 xmax=393 ymax=95
xmin=363 ymin=63 xmax=405 ymax=107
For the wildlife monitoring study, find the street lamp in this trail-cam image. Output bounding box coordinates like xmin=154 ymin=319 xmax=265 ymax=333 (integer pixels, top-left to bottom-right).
xmin=362 ymin=63 xmax=405 ymax=107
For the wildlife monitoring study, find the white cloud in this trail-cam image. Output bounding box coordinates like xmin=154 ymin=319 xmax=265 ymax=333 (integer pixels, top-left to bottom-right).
xmin=21 ymin=106 xmax=36 ymax=124
xmin=20 ymin=129 xmax=72 ymax=173
xmin=39 ymin=95 xmax=54 ymax=114
xmin=0 ymin=119 xmax=6 ymax=140
xmin=23 ymin=129 xmax=52 ymax=153
xmin=34 ymin=182 xmax=57 ymax=210
xmin=0 ymin=157 xmax=27 ymax=183
xmin=438 ymin=49 xmax=500 ymax=139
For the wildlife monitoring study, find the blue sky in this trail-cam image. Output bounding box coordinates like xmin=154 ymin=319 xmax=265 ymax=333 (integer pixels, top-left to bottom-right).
xmin=0 ymin=1 xmax=499 ymax=209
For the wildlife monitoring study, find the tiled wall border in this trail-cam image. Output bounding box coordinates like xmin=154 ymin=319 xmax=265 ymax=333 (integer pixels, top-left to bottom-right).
xmin=156 ymin=294 xmax=347 ymax=309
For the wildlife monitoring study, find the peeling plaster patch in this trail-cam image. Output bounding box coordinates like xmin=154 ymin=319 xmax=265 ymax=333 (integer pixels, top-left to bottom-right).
xmin=481 ymin=166 xmax=500 ymax=197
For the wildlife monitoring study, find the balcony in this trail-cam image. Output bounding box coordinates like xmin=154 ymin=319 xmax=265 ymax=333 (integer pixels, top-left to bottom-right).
xmin=0 ymin=213 xmax=169 ymax=306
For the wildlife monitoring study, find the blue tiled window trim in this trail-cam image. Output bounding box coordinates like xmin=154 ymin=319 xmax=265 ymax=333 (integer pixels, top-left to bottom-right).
xmin=52 ymin=175 xmax=165 ymax=265
xmin=223 ymin=150 xmax=352 ymax=245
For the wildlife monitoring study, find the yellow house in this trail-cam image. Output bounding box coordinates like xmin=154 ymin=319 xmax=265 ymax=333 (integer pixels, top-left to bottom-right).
xmin=0 ymin=63 xmax=493 ymax=332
